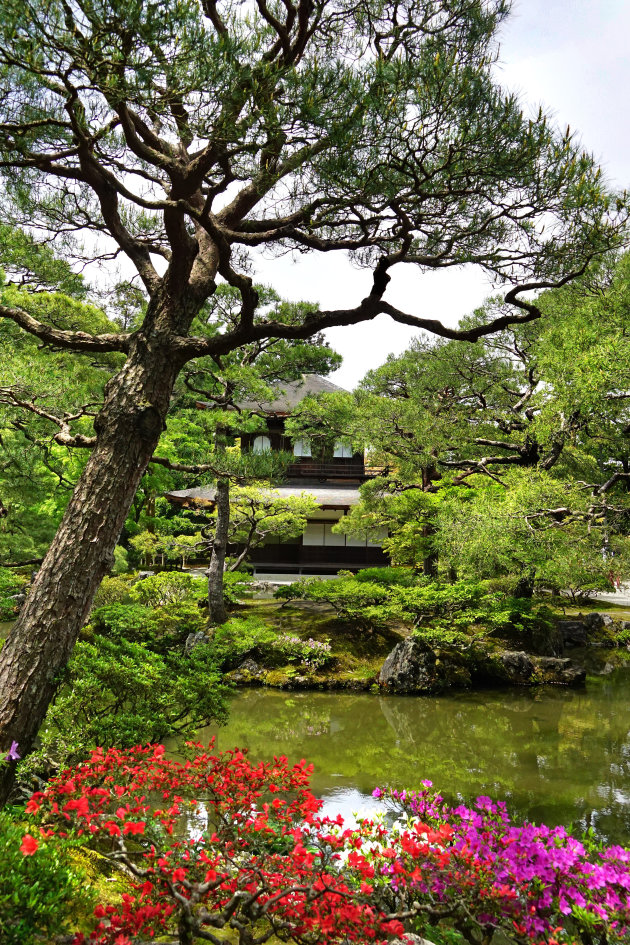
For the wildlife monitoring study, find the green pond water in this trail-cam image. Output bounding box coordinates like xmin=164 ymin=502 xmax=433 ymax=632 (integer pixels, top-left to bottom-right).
xmin=201 ymin=667 xmax=630 ymax=846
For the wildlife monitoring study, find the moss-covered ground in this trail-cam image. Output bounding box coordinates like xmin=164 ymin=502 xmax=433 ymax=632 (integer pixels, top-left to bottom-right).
xmin=225 ymin=599 xmax=405 ymax=689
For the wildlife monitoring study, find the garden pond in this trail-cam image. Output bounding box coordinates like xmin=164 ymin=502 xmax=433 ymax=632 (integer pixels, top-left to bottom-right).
xmin=201 ymin=663 xmax=630 ymax=846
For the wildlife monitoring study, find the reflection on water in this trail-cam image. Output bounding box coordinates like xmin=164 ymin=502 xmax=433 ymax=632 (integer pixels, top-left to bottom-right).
xmin=200 ymin=669 xmax=630 ymax=845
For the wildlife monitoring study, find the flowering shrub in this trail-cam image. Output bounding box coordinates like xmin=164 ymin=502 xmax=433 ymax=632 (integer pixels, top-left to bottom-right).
xmin=371 ymin=783 xmax=630 ymax=945
xmin=272 ymin=634 xmax=333 ymax=669
xmin=21 ymin=744 xmax=630 ymax=945
xmin=26 ymin=742 xmax=403 ymax=945
xmin=210 ymin=619 xmax=333 ymax=671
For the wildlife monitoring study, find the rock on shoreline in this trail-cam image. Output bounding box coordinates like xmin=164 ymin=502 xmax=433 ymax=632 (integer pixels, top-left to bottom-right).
xmin=376 ymin=611 xmax=626 ymax=693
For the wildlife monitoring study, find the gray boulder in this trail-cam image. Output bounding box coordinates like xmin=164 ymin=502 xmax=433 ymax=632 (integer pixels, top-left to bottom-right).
xmin=237 ymin=657 xmax=262 ymax=674
xmin=584 ymin=611 xmax=615 ymax=630
xmin=285 ymin=675 xmax=311 ymax=689
xmin=230 ymin=657 xmax=265 ymax=684
xmin=250 ymin=580 xmax=277 ymax=592
xmin=184 ymin=630 xmax=208 ymax=654
xmin=379 ymin=638 xmax=439 ymax=693
xmin=497 ymin=650 xmax=535 ymax=684
xmin=556 ymin=619 xmax=588 ymax=647
xmin=488 ymin=651 xmax=585 ymax=686
xmin=536 ymin=657 xmax=586 ymax=686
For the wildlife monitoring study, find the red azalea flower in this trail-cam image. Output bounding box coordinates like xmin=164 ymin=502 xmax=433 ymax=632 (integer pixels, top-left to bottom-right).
xmin=20 ymin=833 xmax=39 ymax=856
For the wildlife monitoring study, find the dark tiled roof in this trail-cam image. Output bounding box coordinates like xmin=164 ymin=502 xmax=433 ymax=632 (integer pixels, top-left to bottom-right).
xmin=237 ymin=374 xmax=347 ymax=414
xmin=165 ymin=482 xmax=361 ymax=508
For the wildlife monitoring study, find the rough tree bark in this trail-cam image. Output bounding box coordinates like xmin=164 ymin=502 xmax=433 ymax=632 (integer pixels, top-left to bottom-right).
xmin=0 ymin=295 xmax=196 ymax=804
xmin=206 ymin=479 xmax=230 ymax=626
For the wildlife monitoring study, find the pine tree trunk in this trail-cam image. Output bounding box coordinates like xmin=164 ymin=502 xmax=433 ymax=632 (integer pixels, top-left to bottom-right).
xmin=422 ymin=544 xmax=439 ymax=579
xmin=146 ymin=491 xmax=156 ymax=532
xmin=422 ymin=464 xmax=439 ymax=579
xmin=0 ymin=312 xmax=188 ymax=804
xmin=514 ymin=570 xmax=536 ymax=599
xmin=207 ymin=479 xmax=230 ymax=626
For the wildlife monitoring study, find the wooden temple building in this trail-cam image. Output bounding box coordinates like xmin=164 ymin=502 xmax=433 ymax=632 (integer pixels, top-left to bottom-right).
xmin=166 ymin=375 xmax=389 ymax=576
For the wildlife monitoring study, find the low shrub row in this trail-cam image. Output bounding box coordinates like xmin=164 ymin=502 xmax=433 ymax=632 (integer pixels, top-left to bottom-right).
xmin=276 ymin=568 xmax=545 ymax=643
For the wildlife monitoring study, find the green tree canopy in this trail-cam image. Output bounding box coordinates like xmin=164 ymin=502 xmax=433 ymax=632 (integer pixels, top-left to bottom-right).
xmin=0 ymin=229 xmax=123 ymax=563
xmin=289 ymin=254 xmax=630 ymax=590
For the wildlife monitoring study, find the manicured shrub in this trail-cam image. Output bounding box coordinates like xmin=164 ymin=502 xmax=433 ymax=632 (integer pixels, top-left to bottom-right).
xmin=22 ymin=637 xmax=228 ymax=772
xmin=129 ymin=570 xmax=205 ymax=606
xmin=111 ymin=544 xmax=129 ymax=574
xmin=278 ymin=574 xmax=542 ymax=640
xmin=223 ymin=569 xmax=255 ymax=605
xmin=142 ymin=601 xmax=207 ymax=651
xmin=92 ymin=575 xmax=134 ymax=608
xmin=276 ymin=577 xmax=391 ymax=624
xmin=26 ymin=598 xmax=225 ymax=774
xmin=89 ymin=601 xmax=206 ymax=652
xmin=413 ymin=628 xmax=473 ymax=649
xmin=394 ymin=581 xmax=539 ymax=634
xmin=88 ymin=602 xmax=155 ymax=640
xmin=211 ymin=616 xmax=278 ymax=668
xmin=353 ymin=566 xmax=417 ymax=587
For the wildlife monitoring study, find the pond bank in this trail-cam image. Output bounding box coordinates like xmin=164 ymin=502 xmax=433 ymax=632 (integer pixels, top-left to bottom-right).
xmin=223 ymin=600 xmax=630 ymax=693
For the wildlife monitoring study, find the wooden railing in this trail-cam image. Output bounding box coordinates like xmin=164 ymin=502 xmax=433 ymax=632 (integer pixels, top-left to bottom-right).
xmin=286 ymin=462 xmax=384 ymax=479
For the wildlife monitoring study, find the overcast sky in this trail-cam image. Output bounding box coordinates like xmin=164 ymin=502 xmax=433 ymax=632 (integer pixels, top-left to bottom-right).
xmin=256 ymin=0 xmax=630 ymax=390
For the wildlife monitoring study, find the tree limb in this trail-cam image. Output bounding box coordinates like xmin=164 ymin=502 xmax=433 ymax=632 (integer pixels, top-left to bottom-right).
xmin=0 ymin=304 xmax=130 ymax=352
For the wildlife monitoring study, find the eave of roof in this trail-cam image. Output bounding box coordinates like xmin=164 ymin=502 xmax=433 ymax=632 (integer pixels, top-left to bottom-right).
xmin=165 ymin=482 xmax=362 ymax=508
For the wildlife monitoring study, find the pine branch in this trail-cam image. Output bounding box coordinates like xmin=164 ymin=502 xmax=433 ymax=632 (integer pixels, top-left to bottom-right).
xmin=0 ymin=304 xmax=130 ymax=353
